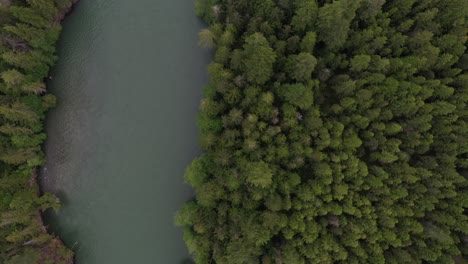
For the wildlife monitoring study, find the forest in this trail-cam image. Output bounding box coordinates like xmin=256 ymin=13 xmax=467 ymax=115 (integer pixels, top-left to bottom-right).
xmin=0 ymin=0 xmax=74 ymax=263
xmin=177 ymin=0 xmax=468 ymax=263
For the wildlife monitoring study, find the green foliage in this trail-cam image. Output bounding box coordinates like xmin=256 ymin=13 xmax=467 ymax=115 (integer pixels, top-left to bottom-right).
xmin=316 ymin=0 xmax=361 ymax=50
xmin=242 ymin=160 xmax=272 ymax=188
xmin=184 ymin=156 xmax=208 ymax=188
xmin=286 ymin=52 xmax=317 ymax=81
xmin=178 ymin=0 xmax=468 ymax=263
xmin=276 ymin=83 xmax=314 ymax=110
xmin=350 ymin=54 xmax=371 ymax=71
xmin=291 ymin=1 xmax=318 ymax=33
xmin=300 ymin=31 xmax=316 ymax=53
xmin=242 ymin=33 xmax=276 ymax=85
xmin=194 ymin=0 xmax=219 ymax=24
xmin=198 ymin=28 xmax=215 ymax=49
xmin=5 ymin=248 xmax=39 ymax=264
xmin=0 ymin=0 xmax=73 ymax=263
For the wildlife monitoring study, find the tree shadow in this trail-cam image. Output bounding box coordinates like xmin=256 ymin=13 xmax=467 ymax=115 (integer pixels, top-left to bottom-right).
xmin=180 ymin=258 xmax=195 ymax=264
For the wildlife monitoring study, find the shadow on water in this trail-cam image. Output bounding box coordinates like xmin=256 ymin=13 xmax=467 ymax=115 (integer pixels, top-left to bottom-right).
xmin=41 ymin=190 xmax=78 ymax=245
xmin=51 ymin=189 xmax=70 ymax=205
xmin=40 ymin=188 xmax=68 ymax=223
xmin=180 ymin=258 xmax=195 ymax=264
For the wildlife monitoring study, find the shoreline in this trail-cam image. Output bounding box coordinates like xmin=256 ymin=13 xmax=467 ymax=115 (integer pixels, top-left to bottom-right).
xmin=55 ymin=0 xmax=80 ymax=23
xmin=35 ymin=0 xmax=81 ymax=263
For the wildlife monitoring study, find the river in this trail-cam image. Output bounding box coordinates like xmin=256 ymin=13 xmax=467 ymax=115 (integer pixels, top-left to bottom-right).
xmin=40 ymin=0 xmax=210 ymax=263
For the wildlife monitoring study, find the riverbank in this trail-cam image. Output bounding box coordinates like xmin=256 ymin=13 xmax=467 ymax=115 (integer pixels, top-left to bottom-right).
xmin=0 ymin=1 xmax=77 ymax=263
xmin=37 ymin=2 xmax=81 ymax=263
xmin=54 ymin=0 xmax=80 ymax=23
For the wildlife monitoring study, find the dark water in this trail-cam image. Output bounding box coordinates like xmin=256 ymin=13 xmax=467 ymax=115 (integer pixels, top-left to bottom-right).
xmin=41 ymin=0 xmax=210 ymax=263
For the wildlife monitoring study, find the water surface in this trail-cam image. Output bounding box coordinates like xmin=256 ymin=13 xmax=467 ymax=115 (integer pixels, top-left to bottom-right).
xmin=41 ymin=0 xmax=210 ymax=263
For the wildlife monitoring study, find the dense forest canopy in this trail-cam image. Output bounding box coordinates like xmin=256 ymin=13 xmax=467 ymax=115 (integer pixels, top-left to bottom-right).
xmin=0 ymin=0 xmax=74 ymax=263
xmin=177 ymin=0 xmax=468 ymax=263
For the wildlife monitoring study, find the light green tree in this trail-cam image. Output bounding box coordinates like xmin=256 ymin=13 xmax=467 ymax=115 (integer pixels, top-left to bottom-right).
xmin=242 ymin=33 xmax=276 ymax=85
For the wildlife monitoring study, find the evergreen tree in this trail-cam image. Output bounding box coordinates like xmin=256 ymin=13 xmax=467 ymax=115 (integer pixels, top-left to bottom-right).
xmin=179 ymin=0 xmax=468 ymax=263
xmin=0 ymin=0 xmax=73 ymax=262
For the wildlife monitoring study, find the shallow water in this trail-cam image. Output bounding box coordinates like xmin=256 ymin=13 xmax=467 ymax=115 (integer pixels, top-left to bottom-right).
xmin=41 ymin=0 xmax=210 ymax=263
